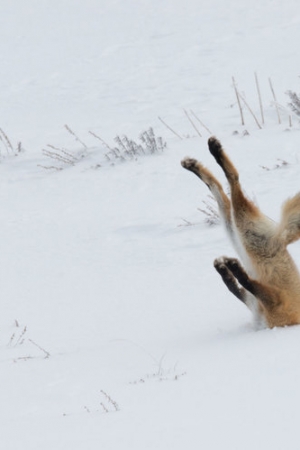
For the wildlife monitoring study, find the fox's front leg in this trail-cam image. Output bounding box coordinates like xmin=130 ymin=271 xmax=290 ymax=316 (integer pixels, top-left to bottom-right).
xmin=223 ymin=257 xmax=281 ymax=311
xmin=181 ymin=158 xmax=232 ymax=232
xmin=214 ymin=257 xmax=246 ymax=303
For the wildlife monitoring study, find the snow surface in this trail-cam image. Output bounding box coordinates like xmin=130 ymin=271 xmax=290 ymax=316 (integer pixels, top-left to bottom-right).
xmin=1 ymin=0 xmax=300 ymax=448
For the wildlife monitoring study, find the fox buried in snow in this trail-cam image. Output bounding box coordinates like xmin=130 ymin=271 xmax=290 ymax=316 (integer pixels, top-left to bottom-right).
xmin=181 ymin=137 xmax=300 ymax=328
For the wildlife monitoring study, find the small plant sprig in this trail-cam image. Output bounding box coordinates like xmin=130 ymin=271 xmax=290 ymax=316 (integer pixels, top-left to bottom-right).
xmin=180 ymin=196 xmax=220 ymax=227
xmin=104 ymin=127 xmax=166 ymax=163
xmin=39 ymin=124 xmax=88 ymax=171
xmin=286 ymin=90 xmax=300 ymax=117
xmin=130 ymin=370 xmax=187 ymax=384
xmin=8 ymin=325 xmax=27 ymax=347
xmin=177 ymin=218 xmax=195 ymax=228
xmin=8 ymin=320 xmax=51 ymax=361
xmin=260 ymin=159 xmax=289 ymax=171
xmin=232 ymin=74 xmax=294 ymax=128
xmin=100 ymin=390 xmax=119 ymax=413
xmin=82 ymin=391 xmax=120 ymax=416
xmin=198 ymin=195 xmax=220 ymax=226
xmin=158 ymin=116 xmax=183 ymax=140
xmin=28 ymin=338 xmax=51 ymax=359
xmin=64 ymin=124 xmax=88 ymax=149
xmin=130 ymin=355 xmax=187 ymax=384
xmin=41 ymin=127 xmax=166 ymax=171
xmin=42 ymin=145 xmax=79 ymax=167
xmin=0 ymin=128 xmax=14 ymax=153
xmin=0 ymin=128 xmax=24 ymax=157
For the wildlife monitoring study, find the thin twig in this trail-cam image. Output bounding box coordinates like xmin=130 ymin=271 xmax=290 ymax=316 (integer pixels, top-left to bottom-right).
xmin=64 ymin=124 xmax=88 ymax=149
xmin=183 ymin=109 xmax=202 ymax=137
xmin=89 ymin=131 xmax=113 ymax=150
xmin=158 ymin=116 xmax=183 ymax=140
xmin=232 ymin=77 xmax=245 ymax=126
xmin=28 ymin=339 xmax=51 ymax=359
xmin=271 ymin=101 xmax=293 ymax=115
xmin=101 ymin=403 xmax=109 ymax=414
xmin=268 ymin=78 xmax=281 ymax=124
xmin=0 ymin=128 xmax=13 ymax=154
xmin=42 ymin=149 xmax=75 ymax=166
xmin=0 ymin=128 xmax=13 ymax=150
xmin=238 ymin=92 xmax=262 ymax=129
xmin=271 ymin=101 xmax=297 ymax=126
xmin=47 ymin=145 xmax=78 ymax=161
xmin=189 ymin=110 xmax=212 ymax=134
xmin=15 ymin=326 xmax=27 ymax=346
xmin=255 ymin=72 xmax=264 ymax=125
xmin=38 ymin=165 xmax=63 ymax=171
xmin=100 ymin=390 xmax=119 ymax=412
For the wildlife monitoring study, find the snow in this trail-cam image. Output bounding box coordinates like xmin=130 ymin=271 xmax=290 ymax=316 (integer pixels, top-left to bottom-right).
xmin=0 ymin=0 xmax=300 ymax=448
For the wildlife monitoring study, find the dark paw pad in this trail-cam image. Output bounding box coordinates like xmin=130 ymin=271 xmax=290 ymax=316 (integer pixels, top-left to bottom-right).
xmin=181 ymin=157 xmax=198 ymax=171
xmin=208 ymin=136 xmax=223 ymax=160
xmin=224 ymin=258 xmax=240 ymax=271
xmin=214 ymin=258 xmax=227 ymax=273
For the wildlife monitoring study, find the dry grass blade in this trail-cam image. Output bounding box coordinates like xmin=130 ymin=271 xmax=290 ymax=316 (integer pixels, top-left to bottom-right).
xmin=100 ymin=390 xmax=119 ymax=412
xmin=65 ymin=124 xmax=88 ymax=149
xmin=42 ymin=149 xmax=76 ymax=166
xmin=0 ymin=128 xmax=13 ymax=152
xmin=238 ymin=91 xmax=262 ymax=129
xmin=89 ymin=131 xmax=113 ymax=150
xmin=158 ymin=116 xmax=183 ymax=140
xmin=183 ymin=109 xmax=202 ymax=137
xmin=232 ymin=76 xmax=245 ymax=126
xmin=271 ymin=100 xmax=295 ymax=126
xmin=189 ymin=110 xmax=212 ymax=135
xmin=28 ymin=339 xmax=51 ymax=359
xmin=255 ymin=72 xmax=265 ymax=125
xmin=269 ymin=78 xmax=281 ymax=124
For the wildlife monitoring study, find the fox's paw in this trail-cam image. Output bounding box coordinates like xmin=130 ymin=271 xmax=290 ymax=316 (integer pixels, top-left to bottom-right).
xmin=224 ymin=257 xmax=250 ymax=284
xmin=214 ymin=256 xmax=226 ymax=268
xmin=214 ymin=257 xmax=229 ymax=276
xmin=181 ymin=157 xmax=199 ymax=171
xmin=208 ymin=136 xmax=223 ymax=160
xmin=224 ymin=257 xmax=242 ymax=272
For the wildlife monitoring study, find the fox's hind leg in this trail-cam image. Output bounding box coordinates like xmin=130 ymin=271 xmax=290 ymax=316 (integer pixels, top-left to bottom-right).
xmin=181 ymin=158 xmax=232 ymax=234
xmin=207 ymin=137 xmax=271 ymax=257
xmin=207 ymin=137 xmax=260 ymax=223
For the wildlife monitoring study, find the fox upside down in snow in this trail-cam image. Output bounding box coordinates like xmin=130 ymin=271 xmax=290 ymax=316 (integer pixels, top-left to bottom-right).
xmin=181 ymin=137 xmax=300 ymax=328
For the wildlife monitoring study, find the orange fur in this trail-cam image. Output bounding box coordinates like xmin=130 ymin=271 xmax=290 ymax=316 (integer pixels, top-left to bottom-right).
xmin=182 ymin=137 xmax=300 ymax=328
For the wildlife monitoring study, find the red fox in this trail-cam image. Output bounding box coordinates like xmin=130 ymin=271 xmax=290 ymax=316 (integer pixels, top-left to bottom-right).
xmin=181 ymin=137 xmax=300 ymax=328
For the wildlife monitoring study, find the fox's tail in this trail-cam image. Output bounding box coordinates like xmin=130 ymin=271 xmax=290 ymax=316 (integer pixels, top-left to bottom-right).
xmin=278 ymin=192 xmax=300 ymax=245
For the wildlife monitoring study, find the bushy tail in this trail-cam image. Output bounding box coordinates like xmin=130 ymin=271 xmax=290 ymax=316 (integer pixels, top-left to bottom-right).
xmin=279 ymin=193 xmax=300 ymax=245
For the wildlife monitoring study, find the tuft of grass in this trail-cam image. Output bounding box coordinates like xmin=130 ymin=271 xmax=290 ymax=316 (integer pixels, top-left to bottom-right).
xmin=8 ymin=320 xmax=50 ymax=362
xmin=106 ymin=127 xmax=166 ymax=163
xmin=82 ymin=391 xmax=120 ymax=416
xmin=198 ymin=196 xmax=220 ymax=226
xmin=100 ymin=390 xmax=120 ymax=412
xmin=260 ymin=159 xmax=289 ymax=171
xmin=231 ymin=74 xmax=294 ymax=129
xmin=0 ymin=128 xmax=24 ymax=158
xmin=286 ymin=90 xmax=300 ymax=117
xmin=64 ymin=124 xmax=88 ymax=149
xmin=130 ymin=355 xmax=187 ymax=384
xmin=40 ymin=127 xmax=166 ymax=171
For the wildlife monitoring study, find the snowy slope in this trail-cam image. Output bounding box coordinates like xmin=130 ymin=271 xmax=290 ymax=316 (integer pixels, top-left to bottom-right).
xmin=0 ymin=1 xmax=300 ymax=449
